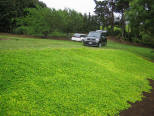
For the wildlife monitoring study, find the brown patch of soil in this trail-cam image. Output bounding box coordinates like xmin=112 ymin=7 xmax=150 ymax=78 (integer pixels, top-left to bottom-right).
xmin=0 ymin=38 xmax=9 ymax=40
xmin=120 ymin=79 xmax=154 ymax=116
xmin=0 ymin=33 xmax=71 ymax=41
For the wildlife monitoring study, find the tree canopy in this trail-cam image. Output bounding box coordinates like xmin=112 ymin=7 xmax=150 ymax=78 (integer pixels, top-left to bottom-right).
xmin=94 ymin=0 xmax=154 ymax=47
xmin=0 ymin=0 xmax=46 ymax=32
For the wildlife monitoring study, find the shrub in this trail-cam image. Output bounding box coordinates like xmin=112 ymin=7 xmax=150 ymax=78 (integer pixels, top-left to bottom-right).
xmin=113 ymin=30 xmax=121 ymax=36
xmin=48 ymin=31 xmax=67 ymax=37
xmin=114 ymin=27 xmax=121 ymax=32
xmin=14 ymin=26 xmax=29 ymax=34
xmin=140 ymin=32 xmax=154 ymax=47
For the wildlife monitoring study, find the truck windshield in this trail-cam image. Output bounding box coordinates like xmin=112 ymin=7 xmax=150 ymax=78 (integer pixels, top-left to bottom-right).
xmin=88 ymin=32 xmax=100 ymax=38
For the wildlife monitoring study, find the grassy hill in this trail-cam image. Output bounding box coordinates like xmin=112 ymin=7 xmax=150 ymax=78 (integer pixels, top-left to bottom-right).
xmin=0 ymin=34 xmax=154 ymax=116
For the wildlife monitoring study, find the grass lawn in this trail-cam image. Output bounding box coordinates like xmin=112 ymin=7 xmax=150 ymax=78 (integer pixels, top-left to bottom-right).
xmin=0 ymin=34 xmax=154 ymax=116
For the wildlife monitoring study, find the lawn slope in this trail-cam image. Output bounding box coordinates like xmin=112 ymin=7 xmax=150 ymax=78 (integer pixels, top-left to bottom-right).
xmin=0 ymin=35 xmax=154 ymax=116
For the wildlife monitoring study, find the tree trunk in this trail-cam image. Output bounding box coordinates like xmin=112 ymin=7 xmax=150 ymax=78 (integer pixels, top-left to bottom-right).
xmin=111 ymin=0 xmax=114 ymax=34
xmin=111 ymin=11 xmax=114 ymax=34
xmin=121 ymin=10 xmax=125 ymax=39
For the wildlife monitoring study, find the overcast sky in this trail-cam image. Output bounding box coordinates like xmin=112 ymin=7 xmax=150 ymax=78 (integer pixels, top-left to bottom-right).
xmin=40 ymin=0 xmax=96 ymax=14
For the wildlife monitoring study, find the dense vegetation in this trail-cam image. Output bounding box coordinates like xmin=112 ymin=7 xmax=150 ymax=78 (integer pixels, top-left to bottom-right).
xmin=15 ymin=7 xmax=98 ymax=37
xmin=0 ymin=0 xmax=46 ymax=32
xmin=0 ymin=35 xmax=154 ymax=116
xmin=94 ymin=0 xmax=154 ymax=47
xmin=0 ymin=0 xmax=154 ymax=47
xmin=0 ymin=0 xmax=98 ymax=37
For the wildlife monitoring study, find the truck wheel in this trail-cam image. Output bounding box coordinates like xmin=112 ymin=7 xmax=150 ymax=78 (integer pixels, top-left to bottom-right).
xmin=98 ymin=43 xmax=102 ymax=48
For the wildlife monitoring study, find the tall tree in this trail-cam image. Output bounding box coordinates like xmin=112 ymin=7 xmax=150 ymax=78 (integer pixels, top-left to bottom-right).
xmin=115 ymin=0 xmax=129 ymax=38
xmin=94 ymin=0 xmax=110 ymax=29
xmin=127 ymin=0 xmax=154 ymax=46
xmin=108 ymin=0 xmax=116 ymax=33
xmin=94 ymin=0 xmax=117 ymax=33
xmin=0 ymin=0 xmax=46 ymax=32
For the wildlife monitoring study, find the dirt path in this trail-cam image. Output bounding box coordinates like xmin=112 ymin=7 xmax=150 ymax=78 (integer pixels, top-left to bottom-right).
xmin=0 ymin=33 xmax=71 ymax=41
xmin=0 ymin=38 xmax=10 ymax=40
xmin=120 ymin=79 xmax=154 ymax=116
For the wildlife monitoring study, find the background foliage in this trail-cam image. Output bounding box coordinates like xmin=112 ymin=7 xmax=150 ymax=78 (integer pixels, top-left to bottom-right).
xmin=94 ymin=0 xmax=154 ymax=47
xmin=0 ymin=0 xmax=154 ymax=47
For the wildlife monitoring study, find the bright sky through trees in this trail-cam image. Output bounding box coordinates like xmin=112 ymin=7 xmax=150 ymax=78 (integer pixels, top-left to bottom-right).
xmin=40 ymin=0 xmax=96 ymax=14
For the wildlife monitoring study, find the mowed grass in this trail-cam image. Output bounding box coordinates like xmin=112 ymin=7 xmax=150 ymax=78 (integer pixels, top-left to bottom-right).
xmin=0 ymin=35 xmax=82 ymax=49
xmin=0 ymin=34 xmax=154 ymax=116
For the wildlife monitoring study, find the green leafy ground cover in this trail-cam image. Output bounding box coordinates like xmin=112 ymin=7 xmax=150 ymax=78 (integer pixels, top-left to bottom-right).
xmin=0 ymin=35 xmax=154 ymax=116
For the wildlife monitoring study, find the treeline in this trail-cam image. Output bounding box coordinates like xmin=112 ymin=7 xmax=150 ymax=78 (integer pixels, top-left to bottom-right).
xmin=0 ymin=0 xmax=46 ymax=32
xmin=0 ymin=0 xmax=98 ymax=37
xmin=15 ymin=7 xmax=98 ymax=37
xmin=94 ymin=0 xmax=154 ymax=47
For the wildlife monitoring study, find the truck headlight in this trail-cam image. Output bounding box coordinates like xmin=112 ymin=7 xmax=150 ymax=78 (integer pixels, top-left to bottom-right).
xmin=96 ymin=38 xmax=99 ymax=42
